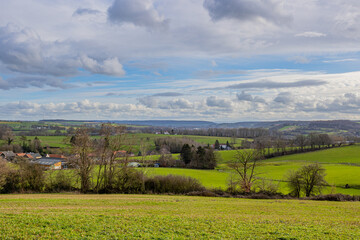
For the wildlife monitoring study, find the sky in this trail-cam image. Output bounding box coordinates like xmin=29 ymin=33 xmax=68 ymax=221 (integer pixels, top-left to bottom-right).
xmin=1 ymin=0 xmax=360 ymax=122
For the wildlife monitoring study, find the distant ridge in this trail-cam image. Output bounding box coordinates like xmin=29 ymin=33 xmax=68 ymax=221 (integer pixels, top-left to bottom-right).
xmin=112 ymin=120 xmax=217 ymax=128
xmin=40 ymin=119 xmax=360 ymax=131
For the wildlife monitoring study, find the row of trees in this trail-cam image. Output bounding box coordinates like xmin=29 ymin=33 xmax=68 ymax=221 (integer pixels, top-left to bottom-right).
xmin=251 ymin=133 xmax=346 ymax=158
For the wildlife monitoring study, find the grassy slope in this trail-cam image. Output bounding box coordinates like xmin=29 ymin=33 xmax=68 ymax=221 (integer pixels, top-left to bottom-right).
xmin=269 ymin=144 xmax=360 ymax=164
xmin=0 ymin=194 xmax=359 ymax=239
xmin=152 ymin=145 xmax=360 ymax=195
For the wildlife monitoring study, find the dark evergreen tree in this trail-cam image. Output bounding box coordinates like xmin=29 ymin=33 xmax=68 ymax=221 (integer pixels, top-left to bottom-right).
xmin=214 ymin=140 xmax=220 ymax=150
xmin=180 ymin=144 xmax=192 ymax=165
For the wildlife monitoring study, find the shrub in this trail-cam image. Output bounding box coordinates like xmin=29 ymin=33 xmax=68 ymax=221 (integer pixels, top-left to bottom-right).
xmin=145 ymin=175 xmax=205 ymax=194
xmin=112 ymin=167 xmax=145 ymax=194
xmin=0 ymin=160 xmax=9 ymax=192
xmin=46 ymin=170 xmax=74 ymax=192
xmin=254 ymin=178 xmax=279 ymax=195
xmin=19 ymin=162 xmax=46 ymax=192
xmin=2 ymin=170 xmax=21 ymax=193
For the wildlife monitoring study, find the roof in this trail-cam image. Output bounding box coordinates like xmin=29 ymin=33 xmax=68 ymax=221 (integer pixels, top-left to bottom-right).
xmin=1 ymin=151 xmax=15 ymax=157
xmin=46 ymin=154 xmax=66 ymax=159
xmin=34 ymin=158 xmax=62 ymax=166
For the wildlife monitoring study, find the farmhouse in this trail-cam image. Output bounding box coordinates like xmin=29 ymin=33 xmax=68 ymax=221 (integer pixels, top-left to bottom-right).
xmin=33 ymin=158 xmax=64 ymax=169
xmin=0 ymin=151 xmax=16 ymax=161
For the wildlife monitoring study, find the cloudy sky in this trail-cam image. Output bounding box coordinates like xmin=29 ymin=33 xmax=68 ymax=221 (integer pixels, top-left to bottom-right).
xmin=1 ymin=0 xmax=360 ymax=121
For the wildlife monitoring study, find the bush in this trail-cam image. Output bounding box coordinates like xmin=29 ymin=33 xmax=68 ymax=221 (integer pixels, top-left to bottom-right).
xmin=46 ymin=170 xmax=74 ymax=192
xmin=19 ymin=162 xmax=46 ymax=192
xmin=145 ymin=175 xmax=205 ymax=194
xmin=0 ymin=160 xmax=9 ymax=192
xmin=112 ymin=167 xmax=145 ymax=194
xmin=254 ymin=178 xmax=279 ymax=194
xmin=2 ymin=170 xmax=21 ymax=193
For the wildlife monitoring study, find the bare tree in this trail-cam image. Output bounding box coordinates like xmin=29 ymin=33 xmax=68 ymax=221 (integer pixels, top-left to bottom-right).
xmin=2 ymin=129 xmax=14 ymax=146
xmin=295 ymin=135 xmax=307 ymax=152
xmin=95 ymin=124 xmax=127 ymax=193
xmin=70 ymin=128 xmax=95 ymax=193
xmin=227 ymin=149 xmax=263 ymax=193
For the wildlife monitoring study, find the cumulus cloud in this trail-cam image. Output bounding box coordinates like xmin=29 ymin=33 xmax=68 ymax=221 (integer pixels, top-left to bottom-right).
xmin=138 ymin=96 xmax=192 ymax=109
xmin=226 ymin=79 xmax=327 ymax=89
xmin=0 ymin=76 xmax=72 ymax=90
xmin=159 ymin=98 xmax=193 ymax=109
xmin=138 ymin=96 xmax=158 ymax=108
xmin=273 ymin=92 xmax=293 ymax=104
xmin=0 ymin=24 xmax=77 ymax=76
xmin=80 ymin=55 xmax=125 ymax=76
xmin=236 ymin=91 xmax=266 ymax=103
xmin=0 ymin=100 xmax=137 ymax=116
xmin=107 ymin=0 xmax=169 ymax=30
xmin=206 ymin=96 xmax=233 ymax=108
xmin=309 ymin=93 xmax=360 ymax=113
xmin=203 ymin=0 xmax=292 ymax=25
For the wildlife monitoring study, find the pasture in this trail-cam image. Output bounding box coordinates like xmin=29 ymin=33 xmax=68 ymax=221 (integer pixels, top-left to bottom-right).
xmin=152 ymin=145 xmax=360 ymax=195
xmin=13 ymin=134 xmax=245 ymax=151
xmin=0 ymin=194 xmax=359 ymax=239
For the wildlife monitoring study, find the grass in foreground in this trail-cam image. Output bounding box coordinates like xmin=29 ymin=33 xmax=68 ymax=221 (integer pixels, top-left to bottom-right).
xmin=0 ymin=194 xmax=359 ymax=239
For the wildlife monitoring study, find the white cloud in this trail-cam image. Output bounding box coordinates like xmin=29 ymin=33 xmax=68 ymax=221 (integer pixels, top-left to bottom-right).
xmin=206 ymin=96 xmax=233 ymax=108
xmin=203 ymin=0 xmax=292 ymax=25
xmin=295 ymin=31 xmax=326 ymax=38
xmin=236 ymin=91 xmax=266 ymax=103
xmin=273 ymin=92 xmax=293 ymax=104
xmin=107 ymin=0 xmax=169 ymax=30
xmin=80 ymin=55 xmax=125 ymax=76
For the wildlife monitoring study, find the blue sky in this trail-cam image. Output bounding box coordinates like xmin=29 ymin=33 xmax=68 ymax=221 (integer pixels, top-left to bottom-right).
xmin=1 ymin=0 xmax=360 ymax=121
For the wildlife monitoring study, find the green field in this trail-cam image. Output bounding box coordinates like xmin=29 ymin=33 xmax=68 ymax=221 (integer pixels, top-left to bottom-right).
xmin=11 ymin=134 xmax=245 ymax=151
xmin=0 ymin=194 xmax=359 ymax=239
xmin=150 ymin=145 xmax=360 ymax=196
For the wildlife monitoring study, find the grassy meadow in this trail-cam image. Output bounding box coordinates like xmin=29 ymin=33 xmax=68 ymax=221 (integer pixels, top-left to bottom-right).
xmin=0 ymin=194 xmax=359 ymax=239
xmin=12 ymin=134 xmax=244 ymax=151
xmin=150 ymin=145 xmax=360 ymax=195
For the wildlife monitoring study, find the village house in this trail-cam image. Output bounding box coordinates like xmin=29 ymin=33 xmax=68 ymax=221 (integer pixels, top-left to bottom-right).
xmin=0 ymin=151 xmax=16 ymax=161
xmin=33 ymin=157 xmax=65 ymax=170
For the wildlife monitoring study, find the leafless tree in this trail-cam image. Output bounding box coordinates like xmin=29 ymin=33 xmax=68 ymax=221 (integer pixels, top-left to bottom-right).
xmin=227 ymin=149 xmax=263 ymax=193
xmin=95 ymin=124 xmax=127 ymax=193
xmin=70 ymin=128 xmax=95 ymax=193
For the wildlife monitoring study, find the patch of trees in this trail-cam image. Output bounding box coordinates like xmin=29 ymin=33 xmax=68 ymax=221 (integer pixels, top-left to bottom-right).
xmin=180 ymin=144 xmax=217 ymax=169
